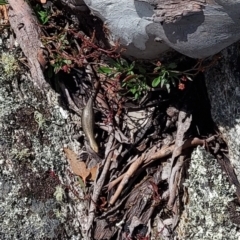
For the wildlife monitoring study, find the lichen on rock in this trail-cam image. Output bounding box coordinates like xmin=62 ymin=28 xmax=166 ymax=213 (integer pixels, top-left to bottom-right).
xmin=205 ymin=42 xmax=240 ymax=185
xmin=177 ymin=146 xmax=240 ymax=240
xmin=0 ymin=49 xmax=85 ymax=239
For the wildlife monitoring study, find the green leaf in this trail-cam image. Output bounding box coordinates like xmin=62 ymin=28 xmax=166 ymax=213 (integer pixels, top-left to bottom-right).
xmin=128 ymin=82 xmax=133 ymax=88
xmin=166 ymin=83 xmax=171 ymax=93
xmin=114 ymin=72 xmax=121 ymax=78
xmin=115 ymin=62 xmax=122 ymax=69
xmin=160 ymin=77 xmax=166 ymax=88
xmin=38 ymin=10 xmax=50 ymax=24
xmin=0 ymin=0 xmax=8 ymax=4
xmin=127 ymin=71 xmax=134 ymax=76
xmin=54 ymin=65 xmax=61 ymax=73
xmin=63 ymin=59 xmax=72 ymax=65
xmin=59 ymin=34 xmax=67 ymax=41
xmin=169 ymin=70 xmax=180 ymax=77
xmin=130 ymin=88 xmax=137 ymax=94
xmin=129 ymin=61 xmax=135 ymax=71
xmin=152 ymin=76 xmax=161 ymax=87
xmin=134 ymin=92 xmax=140 ymax=100
xmin=162 ymin=71 xmax=167 ymax=78
xmin=98 ymin=66 xmax=113 ymax=74
xmin=122 ymin=82 xmax=127 ymax=87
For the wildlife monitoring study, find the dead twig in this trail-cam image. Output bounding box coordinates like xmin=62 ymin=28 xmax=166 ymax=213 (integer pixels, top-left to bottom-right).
xmin=169 ymin=110 xmax=192 ymax=170
xmin=107 ymin=136 xmax=215 ymax=204
xmin=109 ymin=153 xmax=146 ymax=205
xmin=8 ymin=0 xmax=48 ymax=89
xmin=67 ymin=29 xmax=122 ymax=58
xmin=87 ymin=134 xmax=116 ymax=234
xmin=148 ymin=136 xmax=215 ymax=164
xmin=167 ymin=155 xmax=185 ymax=209
xmin=107 ymin=174 xmax=125 ymax=192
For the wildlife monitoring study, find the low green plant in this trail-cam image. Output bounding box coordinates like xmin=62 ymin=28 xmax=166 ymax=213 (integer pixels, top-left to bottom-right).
xmin=48 ymin=33 xmax=72 ymax=73
xmin=98 ymin=58 xmax=135 ymax=77
xmin=151 ymin=62 xmax=179 ymax=93
xmin=122 ymin=74 xmax=149 ymax=100
xmin=50 ymin=54 xmax=72 ymax=73
xmin=98 ymin=58 xmax=187 ymax=99
xmin=0 ymin=0 xmax=7 ymax=5
xmin=34 ymin=4 xmax=51 ymax=25
xmin=98 ymin=58 xmax=149 ymax=99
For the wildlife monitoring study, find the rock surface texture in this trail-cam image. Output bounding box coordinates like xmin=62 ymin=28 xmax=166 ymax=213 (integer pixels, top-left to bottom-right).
xmin=83 ymin=0 xmax=240 ymax=59
xmin=206 ymin=42 xmax=240 ymax=183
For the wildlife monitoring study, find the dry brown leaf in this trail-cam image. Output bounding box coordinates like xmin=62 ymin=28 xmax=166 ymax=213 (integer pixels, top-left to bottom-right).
xmin=63 ymin=147 xmax=90 ymax=183
xmin=0 ymin=5 xmax=9 ymax=23
xmin=89 ymin=165 xmax=98 ymax=181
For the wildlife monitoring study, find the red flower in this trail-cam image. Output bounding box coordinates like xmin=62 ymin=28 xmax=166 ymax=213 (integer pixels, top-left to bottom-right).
xmin=62 ymin=65 xmax=70 ymax=73
xmin=178 ymin=83 xmax=185 ymax=90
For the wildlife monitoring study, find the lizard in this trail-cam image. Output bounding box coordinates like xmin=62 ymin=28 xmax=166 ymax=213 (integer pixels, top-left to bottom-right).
xmin=81 ymin=81 xmax=100 ymax=153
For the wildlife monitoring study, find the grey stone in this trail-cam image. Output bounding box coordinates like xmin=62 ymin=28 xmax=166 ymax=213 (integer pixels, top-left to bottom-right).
xmin=205 ymin=42 xmax=240 ymax=183
xmin=177 ymin=146 xmax=239 ymax=240
xmin=82 ymin=0 xmax=240 ymax=59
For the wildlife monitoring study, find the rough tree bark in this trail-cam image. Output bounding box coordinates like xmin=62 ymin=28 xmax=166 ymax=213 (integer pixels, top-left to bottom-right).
xmin=8 ymin=0 xmax=48 ymax=89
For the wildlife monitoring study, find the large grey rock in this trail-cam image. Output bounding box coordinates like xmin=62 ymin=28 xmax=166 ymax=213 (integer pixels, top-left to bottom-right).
xmin=177 ymin=147 xmax=239 ymax=240
xmin=83 ymin=0 xmax=240 ymax=59
xmin=82 ymin=0 xmax=170 ymax=59
xmin=205 ymin=42 xmax=240 ymax=183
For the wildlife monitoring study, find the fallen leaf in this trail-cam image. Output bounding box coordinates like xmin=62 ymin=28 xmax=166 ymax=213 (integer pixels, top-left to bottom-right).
xmin=89 ymin=165 xmax=98 ymax=181
xmin=63 ymin=147 xmax=90 ymax=183
xmin=0 ymin=5 xmax=9 ymax=23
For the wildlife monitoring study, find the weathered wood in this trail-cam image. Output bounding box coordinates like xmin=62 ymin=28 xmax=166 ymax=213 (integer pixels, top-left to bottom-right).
xmin=8 ymin=0 xmax=47 ymax=89
xmin=142 ymin=0 xmax=207 ymax=23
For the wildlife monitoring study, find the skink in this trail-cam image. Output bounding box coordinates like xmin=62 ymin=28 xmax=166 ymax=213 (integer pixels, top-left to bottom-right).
xmin=82 ymin=95 xmax=99 ymax=153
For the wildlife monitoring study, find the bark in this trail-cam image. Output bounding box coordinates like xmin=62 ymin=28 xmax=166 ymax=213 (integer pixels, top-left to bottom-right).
xmin=8 ymin=0 xmax=48 ymax=89
xmin=142 ymin=0 xmax=207 ymax=23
